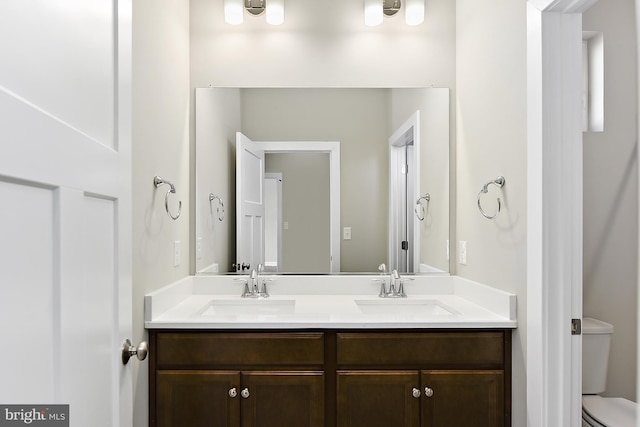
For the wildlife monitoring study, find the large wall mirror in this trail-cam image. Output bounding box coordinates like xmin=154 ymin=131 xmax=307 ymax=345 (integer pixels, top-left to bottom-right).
xmin=195 ymin=87 xmax=449 ymax=275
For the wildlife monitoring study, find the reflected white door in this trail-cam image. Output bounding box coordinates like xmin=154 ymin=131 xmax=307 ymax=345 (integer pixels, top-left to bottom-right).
xmin=0 ymin=1 xmax=132 ymax=426
xmin=236 ymin=132 xmax=265 ymax=272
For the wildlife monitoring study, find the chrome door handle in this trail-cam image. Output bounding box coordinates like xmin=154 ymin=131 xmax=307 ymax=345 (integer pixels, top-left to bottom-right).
xmin=121 ymin=339 xmax=148 ymax=365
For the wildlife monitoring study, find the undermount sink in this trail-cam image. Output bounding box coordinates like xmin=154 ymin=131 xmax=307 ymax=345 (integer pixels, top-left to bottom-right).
xmin=199 ymin=299 xmax=296 ymax=316
xmin=355 ymin=299 xmax=457 ymax=316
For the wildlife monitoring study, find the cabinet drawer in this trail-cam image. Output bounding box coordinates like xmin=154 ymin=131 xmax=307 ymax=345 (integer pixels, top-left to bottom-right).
xmin=337 ymin=332 xmax=504 ymax=367
xmin=156 ymin=332 xmax=324 ymax=368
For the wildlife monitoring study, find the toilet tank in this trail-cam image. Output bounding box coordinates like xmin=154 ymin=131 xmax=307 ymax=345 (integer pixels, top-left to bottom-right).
xmin=582 ymin=317 xmax=614 ymax=394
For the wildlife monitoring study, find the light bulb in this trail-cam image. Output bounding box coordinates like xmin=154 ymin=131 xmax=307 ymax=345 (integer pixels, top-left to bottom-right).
xmin=364 ymin=0 xmax=383 ymax=27
xmin=266 ymin=0 xmax=284 ymax=25
xmin=405 ymin=0 xmax=424 ymax=26
xmin=224 ymin=0 xmax=243 ymax=25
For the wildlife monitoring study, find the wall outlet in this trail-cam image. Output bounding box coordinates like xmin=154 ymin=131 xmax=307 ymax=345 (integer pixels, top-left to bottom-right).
xmin=174 ymin=240 xmax=181 ymax=267
xmin=459 ymin=240 xmax=467 ymax=265
xmin=343 ymin=227 xmax=352 ymax=240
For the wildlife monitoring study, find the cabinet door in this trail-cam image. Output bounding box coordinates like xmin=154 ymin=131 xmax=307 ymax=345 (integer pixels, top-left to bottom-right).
xmin=241 ymin=371 xmax=324 ymax=427
xmin=421 ymin=370 xmax=504 ymax=427
xmin=156 ymin=370 xmax=241 ymax=427
xmin=336 ymin=371 xmax=420 ymax=427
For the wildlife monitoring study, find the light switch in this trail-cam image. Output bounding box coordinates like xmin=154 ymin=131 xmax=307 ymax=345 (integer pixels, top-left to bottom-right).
xmin=459 ymin=240 xmax=467 ymax=265
xmin=343 ymin=227 xmax=352 ymax=240
xmin=174 ymin=241 xmax=181 ymax=267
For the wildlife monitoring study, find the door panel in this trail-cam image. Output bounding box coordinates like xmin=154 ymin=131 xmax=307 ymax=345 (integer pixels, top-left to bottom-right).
xmin=236 ymin=132 xmax=265 ymax=270
xmin=157 ymin=371 xmax=241 ymax=427
xmin=0 ymin=1 xmax=132 ymax=425
xmin=241 ymin=371 xmax=324 ymax=427
xmin=421 ymin=370 xmax=504 ymax=427
xmin=337 ymin=371 xmax=420 ymax=427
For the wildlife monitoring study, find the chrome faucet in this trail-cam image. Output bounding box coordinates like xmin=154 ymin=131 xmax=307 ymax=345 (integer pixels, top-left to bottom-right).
xmin=374 ymin=268 xmax=407 ymax=298
xmin=237 ymin=264 xmax=270 ymax=298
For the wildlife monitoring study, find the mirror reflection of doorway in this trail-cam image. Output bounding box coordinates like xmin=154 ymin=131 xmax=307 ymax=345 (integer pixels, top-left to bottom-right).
xmin=265 ymin=152 xmax=331 ymax=273
xmin=389 ymin=111 xmax=420 ymax=273
xmin=264 ymin=173 xmax=282 ymax=272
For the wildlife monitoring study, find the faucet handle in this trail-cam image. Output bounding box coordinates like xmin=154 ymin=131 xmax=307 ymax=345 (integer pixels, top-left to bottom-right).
xmin=372 ymin=278 xmax=388 ymax=298
xmin=234 ymin=278 xmax=251 ymax=298
xmin=397 ymin=278 xmax=413 ymax=298
xmin=259 ymin=278 xmax=273 ymax=298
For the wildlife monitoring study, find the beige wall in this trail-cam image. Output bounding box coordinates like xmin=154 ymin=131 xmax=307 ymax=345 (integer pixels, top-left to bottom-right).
xmin=456 ymin=1 xmax=527 ymax=424
xmin=265 ymin=153 xmax=330 ymax=272
xmin=194 ymin=88 xmax=241 ymax=273
xmin=132 ymin=1 xmax=191 ymax=426
xmin=189 ymin=0 xmax=455 ymax=89
xmin=583 ymin=0 xmax=638 ymax=401
xmin=241 ymin=89 xmax=389 ymax=272
xmin=391 ymin=88 xmax=451 ymax=272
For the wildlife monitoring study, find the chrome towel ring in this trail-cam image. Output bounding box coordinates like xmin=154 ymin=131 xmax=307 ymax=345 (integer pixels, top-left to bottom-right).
xmin=415 ymin=193 xmax=431 ymax=221
xmin=477 ymin=176 xmax=505 ymax=219
xmin=209 ymin=193 xmax=225 ymax=221
xmin=154 ymin=176 xmax=182 ymax=220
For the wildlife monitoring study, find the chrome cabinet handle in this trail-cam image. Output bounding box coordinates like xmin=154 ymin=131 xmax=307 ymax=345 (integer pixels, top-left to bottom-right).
xmin=424 ymin=387 xmax=434 ymax=398
xmin=229 ymin=388 xmax=237 ymax=398
xmin=241 ymin=388 xmax=250 ymax=399
xmin=121 ymin=339 xmax=148 ymax=365
xmin=412 ymin=388 xmax=421 ymax=398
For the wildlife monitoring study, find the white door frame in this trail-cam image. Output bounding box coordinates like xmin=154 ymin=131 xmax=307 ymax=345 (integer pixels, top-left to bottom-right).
xmin=527 ymin=1 xmax=598 ymax=425
xmin=258 ymin=141 xmax=341 ymax=273
xmin=388 ymin=111 xmax=420 ymax=273
xmin=264 ymin=173 xmax=283 ymax=272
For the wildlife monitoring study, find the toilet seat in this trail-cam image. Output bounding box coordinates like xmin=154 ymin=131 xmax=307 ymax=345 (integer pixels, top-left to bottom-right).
xmin=582 ymin=395 xmax=637 ymax=427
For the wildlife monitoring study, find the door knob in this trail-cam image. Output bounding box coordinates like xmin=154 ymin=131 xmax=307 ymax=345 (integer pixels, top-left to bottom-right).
xmin=229 ymin=388 xmax=238 ymax=398
xmin=412 ymin=388 xmax=421 ymax=398
xmin=121 ymin=339 xmax=149 ymax=365
xmin=241 ymin=388 xmax=250 ymax=398
xmin=424 ymin=387 xmax=434 ymax=398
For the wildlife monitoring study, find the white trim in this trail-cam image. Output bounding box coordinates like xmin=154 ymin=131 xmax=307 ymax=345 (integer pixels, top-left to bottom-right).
xmin=527 ymin=1 xmax=593 ymax=425
xmin=257 ymin=141 xmax=341 ymax=273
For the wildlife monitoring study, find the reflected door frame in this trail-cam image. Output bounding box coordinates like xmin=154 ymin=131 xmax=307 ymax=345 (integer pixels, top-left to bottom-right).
xmin=388 ymin=111 xmax=420 ymax=273
xmin=258 ymin=141 xmax=341 ymax=273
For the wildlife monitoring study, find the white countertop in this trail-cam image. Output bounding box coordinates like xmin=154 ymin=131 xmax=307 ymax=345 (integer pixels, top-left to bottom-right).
xmin=145 ymin=274 xmax=517 ymax=330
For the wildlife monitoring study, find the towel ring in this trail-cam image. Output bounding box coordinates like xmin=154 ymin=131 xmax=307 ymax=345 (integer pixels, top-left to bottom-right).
xmin=209 ymin=193 xmax=225 ymax=221
xmin=154 ymin=176 xmax=182 ymax=220
xmin=415 ymin=193 xmax=431 ymax=221
xmin=477 ymin=176 xmax=505 ymax=219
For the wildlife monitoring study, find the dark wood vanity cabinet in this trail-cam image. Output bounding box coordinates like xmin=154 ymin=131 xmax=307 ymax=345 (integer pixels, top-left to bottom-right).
xmin=149 ymin=329 xmax=511 ymax=427
xmin=150 ymin=332 xmax=325 ymax=427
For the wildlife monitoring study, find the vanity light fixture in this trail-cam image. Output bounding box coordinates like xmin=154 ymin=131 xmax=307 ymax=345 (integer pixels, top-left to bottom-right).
xmin=364 ymin=0 xmax=425 ymax=27
xmin=224 ymin=0 xmax=285 ymax=26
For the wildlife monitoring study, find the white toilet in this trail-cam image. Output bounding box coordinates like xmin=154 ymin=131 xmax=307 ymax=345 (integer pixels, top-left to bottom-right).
xmin=582 ymin=317 xmax=638 ymax=426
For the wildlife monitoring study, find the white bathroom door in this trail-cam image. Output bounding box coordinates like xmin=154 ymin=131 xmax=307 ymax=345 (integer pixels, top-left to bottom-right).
xmin=0 ymin=1 xmax=133 ymax=426
xmin=236 ymin=132 xmax=265 ymax=272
